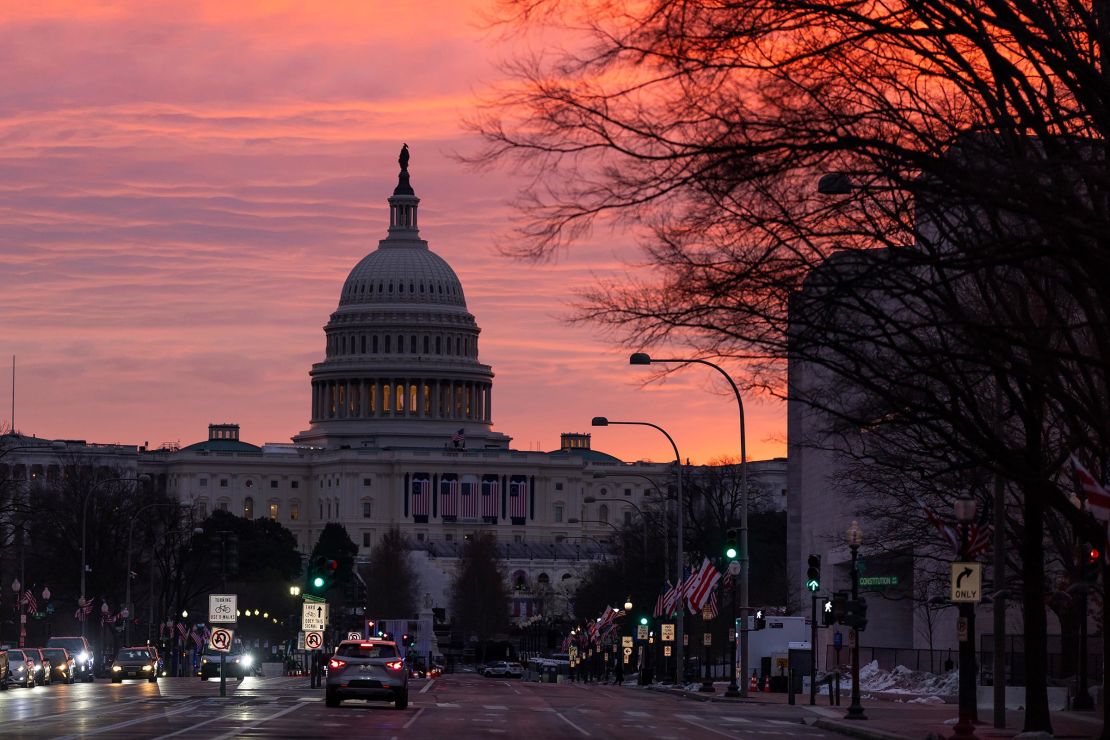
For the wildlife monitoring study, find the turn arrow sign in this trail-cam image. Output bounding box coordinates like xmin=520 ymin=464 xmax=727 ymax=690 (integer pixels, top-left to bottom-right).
xmin=956 ymin=567 xmax=973 ymax=589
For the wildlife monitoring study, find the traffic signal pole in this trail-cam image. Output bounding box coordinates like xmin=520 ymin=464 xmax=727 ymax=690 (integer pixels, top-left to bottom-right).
xmin=810 ymin=595 xmax=818 ymax=705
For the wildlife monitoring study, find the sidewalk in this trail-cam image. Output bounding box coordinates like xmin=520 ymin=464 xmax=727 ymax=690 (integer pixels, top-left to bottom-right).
xmin=647 ymin=681 xmax=1104 ymax=739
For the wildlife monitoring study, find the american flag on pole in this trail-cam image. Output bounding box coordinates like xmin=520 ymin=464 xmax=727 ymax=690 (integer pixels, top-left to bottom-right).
xmin=961 ymin=502 xmax=993 ymax=559
xmin=451 ymin=428 xmax=465 ymax=448
xmin=176 ymin=622 xmax=188 ymax=640
xmin=509 ymin=477 xmax=527 ymax=519
xmin=190 ymin=628 xmax=204 ymax=649
xmin=653 ymin=584 xmax=668 ymax=618
xmin=20 ymin=590 xmax=37 ymax=614
xmin=412 ymin=477 xmax=431 ymax=517
xmin=459 ymin=477 xmax=479 ymax=518
xmin=440 ymin=476 xmax=459 ymax=517
xmin=74 ymin=598 xmax=93 ymax=621
xmin=686 ymin=558 xmax=722 ymax=614
xmin=481 ymin=476 xmax=500 ymax=519
xmin=1073 ymin=456 xmax=1110 ymax=520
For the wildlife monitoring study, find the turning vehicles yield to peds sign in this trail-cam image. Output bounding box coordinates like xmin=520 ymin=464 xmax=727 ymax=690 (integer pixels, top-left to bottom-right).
xmin=209 ymin=594 xmax=236 ymax=624
xmin=209 ymin=627 xmax=234 ymax=653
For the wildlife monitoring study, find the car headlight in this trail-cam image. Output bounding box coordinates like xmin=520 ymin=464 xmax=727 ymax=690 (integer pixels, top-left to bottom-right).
xmin=142 ymin=665 xmax=152 ymax=671
xmin=77 ymin=652 xmax=89 ymax=663
xmin=202 ymin=658 xmax=208 ymax=664
xmin=112 ymin=665 xmax=122 ymax=672
xmin=16 ymin=667 xmax=24 ymax=672
xmin=241 ymin=655 xmax=253 ymax=667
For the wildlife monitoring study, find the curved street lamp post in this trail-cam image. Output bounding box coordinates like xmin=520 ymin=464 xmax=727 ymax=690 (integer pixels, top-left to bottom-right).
xmin=592 ymin=416 xmax=685 ymax=683
xmin=630 ymin=352 xmax=749 ymax=697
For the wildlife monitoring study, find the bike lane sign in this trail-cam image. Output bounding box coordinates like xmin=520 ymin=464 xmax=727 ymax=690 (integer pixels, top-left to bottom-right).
xmin=209 ymin=594 xmax=237 ymax=624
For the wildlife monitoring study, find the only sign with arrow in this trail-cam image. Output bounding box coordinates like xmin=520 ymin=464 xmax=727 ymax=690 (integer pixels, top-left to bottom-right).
xmin=950 ymin=562 xmax=981 ymax=602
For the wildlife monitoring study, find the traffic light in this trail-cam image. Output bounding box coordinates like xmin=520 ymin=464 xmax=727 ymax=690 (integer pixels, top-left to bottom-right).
xmin=366 ymin=620 xmax=377 ymax=637
xmin=1086 ymin=545 xmax=1101 ymax=581
xmin=831 ymin=591 xmax=848 ymax=624
xmin=806 ymin=554 xmax=821 ymax=592
xmin=308 ymin=556 xmax=337 ymax=592
xmin=639 ymin=616 xmax=649 ymax=626
xmin=753 ymin=609 xmax=766 ymax=630
xmin=822 ymin=598 xmax=835 ymax=627
xmin=844 ymin=597 xmax=868 ymax=631
xmin=724 ymin=529 xmax=738 ymax=561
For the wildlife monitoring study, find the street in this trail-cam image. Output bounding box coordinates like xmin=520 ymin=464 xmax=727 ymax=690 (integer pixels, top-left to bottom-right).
xmin=0 ymin=673 xmax=846 ymax=739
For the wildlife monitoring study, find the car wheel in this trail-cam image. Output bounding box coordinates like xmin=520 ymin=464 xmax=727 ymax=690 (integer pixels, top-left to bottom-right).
xmin=112 ymin=678 xmax=121 ymax=684
xmin=69 ymin=676 xmax=76 ymax=685
xmin=149 ymin=676 xmax=157 ymax=683
xmin=325 ymin=689 xmax=341 ymax=708
xmin=394 ymin=690 xmax=408 ymax=710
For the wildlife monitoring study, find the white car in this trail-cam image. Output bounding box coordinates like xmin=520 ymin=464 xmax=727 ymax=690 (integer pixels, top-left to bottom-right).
xmin=482 ymin=661 xmax=524 ymax=678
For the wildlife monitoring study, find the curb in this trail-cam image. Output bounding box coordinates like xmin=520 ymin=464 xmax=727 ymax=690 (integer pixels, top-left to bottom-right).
xmin=646 ymin=685 xmax=789 ymax=705
xmin=812 ymin=718 xmax=915 ymax=740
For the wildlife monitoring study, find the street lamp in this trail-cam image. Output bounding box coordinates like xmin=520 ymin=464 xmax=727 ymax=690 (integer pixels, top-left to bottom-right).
xmin=845 ymin=520 xmax=866 ymax=720
xmin=630 ymin=352 xmax=749 ymax=697
xmin=80 ymin=474 xmax=151 ymax=637
xmin=592 ymin=415 xmax=685 ymax=683
xmin=123 ymin=501 xmax=176 ymax=646
xmin=952 ymin=497 xmax=980 ymax=739
xmin=290 ymin=585 xmax=301 ymax=597
xmin=624 ymin=597 xmax=633 ymax=612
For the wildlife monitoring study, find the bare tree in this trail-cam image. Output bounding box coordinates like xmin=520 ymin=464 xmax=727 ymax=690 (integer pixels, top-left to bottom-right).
xmin=363 ymin=527 xmax=420 ymax=619
xmin=449 ymin=533 xmax=510 ymax=663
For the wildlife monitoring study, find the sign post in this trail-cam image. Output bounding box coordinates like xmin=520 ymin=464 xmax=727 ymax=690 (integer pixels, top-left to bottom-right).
xmin=302 ymin=602 xmax=329 ymax=688
xmin=208 ymin=594 xmax=237 ymax=698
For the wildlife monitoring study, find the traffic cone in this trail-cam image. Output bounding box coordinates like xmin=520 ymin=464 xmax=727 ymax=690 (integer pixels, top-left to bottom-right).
xmin=762 ymin=675 xmax=770 ymax=692
xmin=750 ymin=671 xmax=758 ymax=691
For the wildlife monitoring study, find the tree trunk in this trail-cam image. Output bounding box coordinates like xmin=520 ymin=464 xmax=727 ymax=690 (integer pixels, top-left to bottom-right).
xmin=1022 ymin=484 xmax=1052 ymax=733
xmin=1054 ymin=598 xmax=1078 ymax=679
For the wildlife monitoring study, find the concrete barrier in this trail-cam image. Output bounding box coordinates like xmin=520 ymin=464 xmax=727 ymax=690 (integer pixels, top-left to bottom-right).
xmin=976 ymin=686 xmax=1067 ymax=710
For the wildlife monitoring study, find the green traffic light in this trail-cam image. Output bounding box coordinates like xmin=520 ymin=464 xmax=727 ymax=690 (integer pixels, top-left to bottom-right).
xmin=725 ymin=546 xmax=738 ymax=559
xmin=313 ymin=576 xmax=324 ymax=588
xmin=805 ymin=579 xmax=819 ymax=592
xmin=639 ymin=616 xmax=648 ymax=626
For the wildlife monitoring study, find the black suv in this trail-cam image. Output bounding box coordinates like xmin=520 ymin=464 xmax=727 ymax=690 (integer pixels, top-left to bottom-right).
xmin=111 ymin=647 xmax=159 ymax=683
xmin=46 ymin=636 xmax=94 ymax=682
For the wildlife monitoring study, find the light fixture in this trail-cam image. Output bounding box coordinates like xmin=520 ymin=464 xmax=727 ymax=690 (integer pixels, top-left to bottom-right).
xmin=623 ymin=597 xmax=633 ymax=611
xmin=591 ymin=417 xmax=609 ymax=427
xmin=954 ymin=496 xmax=977 ymax=525
xmin=629 ymin=352 xmax=651 ymax=365
xmin=846 ymin=520 xmax=863 ymax=547
xmin=181 ymin=609 xmax=188 ymax=618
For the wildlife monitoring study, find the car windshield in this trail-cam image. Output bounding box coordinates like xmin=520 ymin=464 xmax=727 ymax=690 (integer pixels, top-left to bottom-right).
xmin=9 ymin=650 xmax=28 ymax=661
xmin=43 ymin=649 xmax=67 ymax=661
xmin=336 ymin=643 xmax=397 ymax=659
xmin=116 ymin=649 xmax=152 ymax=661
xmin=48 ymin=638 xmax=86 ymax=653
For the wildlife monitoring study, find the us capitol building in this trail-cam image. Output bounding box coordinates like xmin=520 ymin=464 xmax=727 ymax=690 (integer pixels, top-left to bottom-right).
xmin=4 ymin=147 xmax=785 ymax=622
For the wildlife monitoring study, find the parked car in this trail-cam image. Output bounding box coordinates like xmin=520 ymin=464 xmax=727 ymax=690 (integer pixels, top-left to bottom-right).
xmin=482 ymin=661 xmax=523 ymax=678
xmin=0 ymin=650 xmax=10 ymax=690
xmin=6 ymin=649 xmax=37 ymax=688
xmin=41 ymin=648 xmax=75 ymax=684
xmin=111 ymin=647 xmax=159 ymax=683
xmin=325 ymin=639 xmax=408 ymax=709
xmin=45 ymin=637 xmax=95 ymax=682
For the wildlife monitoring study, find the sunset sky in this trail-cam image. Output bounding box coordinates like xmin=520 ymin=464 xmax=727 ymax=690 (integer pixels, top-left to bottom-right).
xmin=0 ymin=1 xmax=785 ymax=465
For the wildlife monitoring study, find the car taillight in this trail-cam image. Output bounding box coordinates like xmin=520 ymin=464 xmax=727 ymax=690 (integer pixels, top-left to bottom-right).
xmin=385 ymin=660 xmax=403 ymax=671
xmin=328 ymin=658 xmax=347 ymax=671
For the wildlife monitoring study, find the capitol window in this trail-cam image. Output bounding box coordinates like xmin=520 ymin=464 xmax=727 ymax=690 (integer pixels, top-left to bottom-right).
xmin=244 ymin=496 xmax=254 ymax=520
xmin=362 ymin=500 xmax=372 ymax=518
xmin=199 ymin=478 xmax=208 ymax=487
xmin=362 ymin=533 xmax=372 ymax=548
xmin=269 ymin=502 xmax=279 ymax=520
xmin=270 ymin=480 xmax=278 ymax=489
xmin=290 ymin=502 xmax=300 ymax=521
xmin=291 ymin=480 xmax=299 ymax=489
xmin=554 ymin=504 xmax=564 ymax=523
xmin=220 ymin=479 xmax=228 ymax=487
xmin=385 ymin=335 xmax=391 ymax=353
xmin=372 ymin=336 xmax=379 ymax=353
xmin=423 ymin=336 xmax=429 ymax=353
xmin=598 ymin=504 xmax=609 ymax=523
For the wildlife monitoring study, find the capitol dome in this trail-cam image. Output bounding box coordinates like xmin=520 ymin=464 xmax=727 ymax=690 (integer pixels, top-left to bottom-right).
xmin=294 ymin=145 xmax=509 ymax=451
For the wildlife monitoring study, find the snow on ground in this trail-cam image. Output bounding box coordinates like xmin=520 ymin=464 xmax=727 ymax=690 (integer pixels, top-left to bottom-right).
xmin=820 ymin=661 xmax=960 ymax=696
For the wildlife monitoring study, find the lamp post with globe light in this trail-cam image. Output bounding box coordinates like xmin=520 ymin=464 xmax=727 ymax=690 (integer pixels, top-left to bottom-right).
xmin=845 ymin=520 xmax=866 ymax=720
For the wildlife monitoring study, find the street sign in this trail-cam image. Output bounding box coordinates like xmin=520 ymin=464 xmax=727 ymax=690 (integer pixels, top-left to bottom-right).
xmin=728 ymin=561 xmax=741 ymax=576
xmin=302 ymin=602 xmax=329 ymax=631
xmin=305 ymin=630 xmax=324 ymax=650
xmin=957 ymin=616 xmax=969 ymax=642
xmin=346 ymin=631 xmax=361 ymax=640
xmin=208 ymin=594 xmax=237 ymax=624
xmin=703 ymin=633 xmax=712 ymax=646
xmin=950 ymin=562 xmax=982 ymax=602
xmin=636 ymin=625 xmax=648 ymax=640
xmin=623 ymin=646 xmax=632 ymax=656
xmin=208 ymin=627 xmax=234 ymax=653
xmin=622 ymin=636 xmax=632 ymax=648
xmin=858 ymin=575 xmax=899 ymax=588
xmin=661 ymin=624 xmax=675 ymax=642
xmin=848 ymin=629 xmax=857 ymax=648
xmin=297 ymin=631 xmax=305 ymax=650
xmin=664 ymin=646 xmax=672 ymax=657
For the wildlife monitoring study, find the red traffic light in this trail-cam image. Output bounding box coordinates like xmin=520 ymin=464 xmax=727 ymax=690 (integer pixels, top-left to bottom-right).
xmin=326 ymin=559 xmax=338 ymax=572
xmin=1090 ymin=547 xmax=1100 ymax=563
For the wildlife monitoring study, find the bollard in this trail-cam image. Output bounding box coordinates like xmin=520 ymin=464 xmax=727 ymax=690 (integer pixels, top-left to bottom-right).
xmin=788 ymin=668 xmax=795 ymax=705
xmin=828 ymin=674 xmax=835 ymax=706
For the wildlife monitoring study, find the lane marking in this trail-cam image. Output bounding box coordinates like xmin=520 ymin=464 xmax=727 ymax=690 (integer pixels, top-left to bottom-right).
xmin=11 ymin=696 xmax=152 ymax=724
xmin=151 ymin=712 xmax=229 ymax=739
xmin=51 ymin=700 xmax=205 ymax=739
xmin=722 ymin=716 xmax=753 ymax=723
xmin=625 ymin=710 xmax=650 ymax=716
xmin=555 ymin=710 xmax=591 ymax=737
xmin=402 ymin=706 xmax=425 ymax=730
xmin=437 ymin=702 xmax=460 ymax=708
xmin=208 ymin=702 xmax=303 ymax=740
xmin=678 ymin=715 xmax=742 ymax=739
xmin=483 ymin=704 xmax=508 ymax=710
xmin=419 ymin=679 xmax=435 ymax=694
